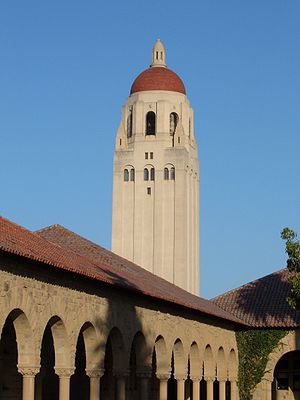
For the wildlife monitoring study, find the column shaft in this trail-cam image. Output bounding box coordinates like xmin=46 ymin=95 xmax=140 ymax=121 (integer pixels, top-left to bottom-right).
xmin=207 ymin=380 xmax=214 ymax=400
xmin=219 ymin=381 xmax=226 ymax=400
xmin=177 ymin=379 xmax=185 ymax=400
xmin=90 ymin=376 xmax=100 ymax=400
xmin=59 ymin=376 xmax=70 ymax=400
xmin=192 ymin=380 xmax=200 ymax=400
xmin=140 ymin=377 xmax=149 ymax=400
xmin=22 ymin=376 xmax=35 ymax=400
xmin=230 ymin=380 xmax=237 ymax=400
xmin=116 ymin=376 xmax=126 ymax=400
xmin=159 ymin=379 xmax=168 ymax=400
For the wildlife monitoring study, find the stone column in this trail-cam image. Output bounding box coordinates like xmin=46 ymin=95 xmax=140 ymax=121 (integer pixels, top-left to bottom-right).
xmin=137 ymin=369 xmax=152 ymax=400
xmin=157 ymin=373 xmax=170 ymax=400
xmin=86 ymin=369 xmax=104 ymax=400
xmin=18 ymin=366 xmax=40 ymax=400
xmin=55 ymin=368 xmax=74 ymax=400
xmin=190 ymin=376 xmax=200 ymax=400
xmin=230 ymin=380 xmax=238 ymax=400
xmin=175 ymin=375 xmax=186 ymax=400
xmin=264 ymin=379 xmax=273 ymax=400
xmin=115 ymin=371 xmax=127 ymax=400
xmin=219 ymin=380 xmax=226 ymax=400
xmin=206 ymin=378 xmax=214 ymax=400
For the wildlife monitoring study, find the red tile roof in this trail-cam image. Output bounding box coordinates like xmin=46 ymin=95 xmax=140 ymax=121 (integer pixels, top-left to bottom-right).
xmin=0 ymin=216 xmax=245 ymax=325
xmin=130 ymin=67 xmax=186 ymax=95
xmin=212 ymin=269 xmax=298 ymax=328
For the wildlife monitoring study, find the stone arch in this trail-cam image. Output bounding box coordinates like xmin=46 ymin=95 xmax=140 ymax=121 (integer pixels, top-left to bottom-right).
xmin=228 ymin=348 xmax=238 ymax=380
xmin=264 ymin=331 xmax=296 ymax=382
xmin=216 ymin=346 xmax=226 ymax=381
xmin=203 ymin=344 xmax=215 ymax=379
xmin=3 ymin=308 xmax=36 ymax=367
xmin=189 ymin=341 xmax=201 ymax=378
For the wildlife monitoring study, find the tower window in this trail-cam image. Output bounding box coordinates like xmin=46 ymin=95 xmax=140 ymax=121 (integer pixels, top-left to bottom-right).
xmin=150 ymin=152 xmax=153 ymax=159
xmin=150 ymin=167 xmax=155 ymax=181
xmin=164 ymin=167 xmax=169 ymax=180
xmin=156 ymin=51 xmax=159 ymax=60
xmin=170 ymin=112 xmax=178 ymax=135
xmin=144 ymin=168 xmax=149 ymax=181
xmin=127 ymin=106 xmax=133 ymax=138
xmin=170 ymin=167 xmax=175 ymax=180
xmin=145 ymin=152 xmax=148 ymax=159
xmin=146 ymin=111 xmax=156 ymax=135
xmin=124 ymin=169 xmax=129 ymax=182
xmin=147 ymin=187 xmax=151 ymax=195
xmin=130 ymin=168 xmax=135 ymax=181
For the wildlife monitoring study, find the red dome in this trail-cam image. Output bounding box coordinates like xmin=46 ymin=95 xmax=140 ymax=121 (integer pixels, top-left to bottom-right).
xmin=130 ymin=67 xmax=186 ymax=95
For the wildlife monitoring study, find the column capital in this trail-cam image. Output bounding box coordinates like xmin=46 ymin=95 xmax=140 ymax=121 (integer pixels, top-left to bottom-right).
xmin=86 ymin=368 xmax=105 ymax=378
xmin=157 ymin=373 xmax=170 ymax=381
xmin=114 ymin=369 xmax=129 ymax=379
xmin=137 ymin=366 xmax=152 ymax=378
xmin=55 ymin=367 xmax=75 ymax=377
xmin=190 ymin=375 xmax=201 ymax=382
xmin=175 ymin=374 xmax=187 ymax=381
xmin=18 ymin=365 xmax=40 ymax=377
xmin=204 ymin=376 xmax=215 ymax=382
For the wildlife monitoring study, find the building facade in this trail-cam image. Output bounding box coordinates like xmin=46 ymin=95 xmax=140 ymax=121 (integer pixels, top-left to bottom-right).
xmin=112 ymin=40 xmax=200 ymax=295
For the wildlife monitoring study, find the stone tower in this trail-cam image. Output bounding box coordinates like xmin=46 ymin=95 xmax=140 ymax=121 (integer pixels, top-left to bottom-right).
xmin=112 ymin=40 xmax=200 ymax=295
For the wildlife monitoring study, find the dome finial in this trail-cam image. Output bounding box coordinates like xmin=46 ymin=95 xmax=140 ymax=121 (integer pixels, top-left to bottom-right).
xmin=151 ymin=39 xmax=167 ymax=68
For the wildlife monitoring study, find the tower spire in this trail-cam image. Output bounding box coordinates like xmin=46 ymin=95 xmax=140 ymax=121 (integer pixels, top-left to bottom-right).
xmin=151 ymin=39 xmax=167 ymax=68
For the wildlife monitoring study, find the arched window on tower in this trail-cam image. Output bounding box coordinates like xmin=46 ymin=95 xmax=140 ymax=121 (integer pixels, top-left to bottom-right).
xmin=164 ymin=167 xmax=169 ymax=180
xmin=150 ymin=167 xmax=155 ymax=181
xmin=146 ymin=112 xmax=156 ymax=135
xmin=170 ymin=112 xmax=178 ymax=135
xmin=130 ymin=168 xmax=135 ymax=181
xmin=124 ymin=169 xmax=129 ymax=182
xmin=170 ymin=167 xmax=175 ymax=180
xmin=127 ymin=106 xmax=133 ymax=138
xmin=144 ymin=168 xmax=149 ymax=181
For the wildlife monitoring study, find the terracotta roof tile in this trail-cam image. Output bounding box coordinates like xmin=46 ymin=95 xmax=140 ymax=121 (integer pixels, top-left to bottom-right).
xmin=0 ymin=216 xmax=245 ymax=325
xmin=130 ymin=67 xmax=186 ymax=95
xmin=212 ymin=269 xmax=298 ymax=328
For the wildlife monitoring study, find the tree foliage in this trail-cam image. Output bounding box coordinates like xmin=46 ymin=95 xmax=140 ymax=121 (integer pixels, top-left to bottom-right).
xmin=281 ymin=227 xmax=300 ymax=309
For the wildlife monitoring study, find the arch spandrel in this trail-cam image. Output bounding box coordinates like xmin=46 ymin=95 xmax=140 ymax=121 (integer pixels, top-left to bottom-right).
xmin=216 ymin=346 xmax=227 ymax=381
xmin=189 ymin=341 xmax=202 ymax=378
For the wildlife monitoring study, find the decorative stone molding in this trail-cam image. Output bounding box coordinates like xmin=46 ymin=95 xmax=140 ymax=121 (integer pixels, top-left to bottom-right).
xmin=190 ymin=375 xmax=201 ymax=382
xmin=156 ymin=373 xmax=171 ymax=381
xmin=18 ymin=366 xmax=40 ymax=377
xmin=86 ymin=368 xmax=105 ymax=378
xmin=114 ymin=369 xmax=130 ymax=379
xmin=136 ymin=370 xmax=152 ymax=379
xmin=204 ymin=376 xmax=215 ymax=382
xmin=174 ymin=374 xmax=188 ymax=381
xmin=55 ymin=368 xmax=75 ymax=378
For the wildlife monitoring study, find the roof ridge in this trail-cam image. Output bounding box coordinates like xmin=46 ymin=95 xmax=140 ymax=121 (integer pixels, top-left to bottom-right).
xmin=36 ymin=223 xmax=70 ymax=233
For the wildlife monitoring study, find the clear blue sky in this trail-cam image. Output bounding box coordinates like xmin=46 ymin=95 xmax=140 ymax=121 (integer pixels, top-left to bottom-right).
xmin=1 ymin=1 xmax=299 ymax=298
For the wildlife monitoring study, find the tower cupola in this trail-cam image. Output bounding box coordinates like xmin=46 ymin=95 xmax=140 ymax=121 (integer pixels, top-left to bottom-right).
xmin=151 ymin=38 xmax=167 ymax=68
